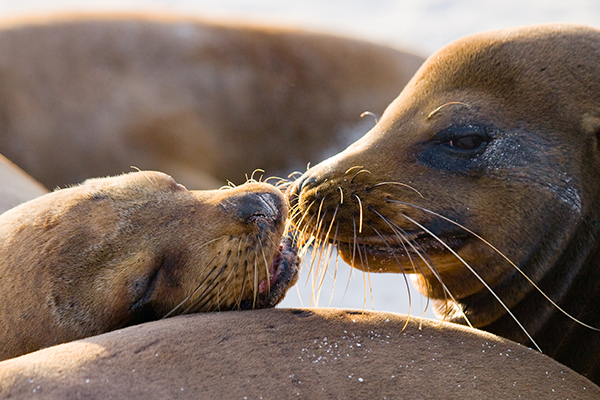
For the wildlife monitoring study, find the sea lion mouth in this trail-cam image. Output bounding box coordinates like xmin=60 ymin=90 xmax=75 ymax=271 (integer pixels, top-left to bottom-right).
xmin=240 ymin=234 xmax=300 ymax=310
xmin=334 ymin=231 xmax=469 ymax=271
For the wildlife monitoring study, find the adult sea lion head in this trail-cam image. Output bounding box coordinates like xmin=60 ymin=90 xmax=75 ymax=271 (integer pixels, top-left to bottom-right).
xmin=0 ymin=171 xmax=299 ymax=360
xmin=289 ymin=23 xmax=600 ymax=380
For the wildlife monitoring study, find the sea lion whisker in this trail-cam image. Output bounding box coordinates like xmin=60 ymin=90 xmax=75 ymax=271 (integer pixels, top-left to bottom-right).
xmin=371 ymin=210 xmax=460 ymax=325
xmin=426 ymin=101 xmax=469 ymax=119
xmin=182 ymin=263 xmax=229 ymax=314
xmin=388 ymin=199 xmax=600 ymax=332
xmin=400 ymin=213 xmax=542 ymax=352
xmin=359 ymin=242 xmax=373 ymax=312
xmin=235 ymin=260 xmax=249 ymax=309
xmin=292 ymin=199 xmax=318 ymax=241
xmin=253 ymin=256 xmax=259 ymax=309
xmin=305 ymin=198 xmax=328 ymax=277
xmin=382 ymin=215 xmax=490 ymax=327
xmin=345 ymin=166 xmax=364 ymax=175
xmin=315 ymin=205 xmax=340 ymax=292
xmin=338 ymin=241 xmax=359 ymax=304
xmin=162 ymin=248 xmax=227 ymax=318
xmin=258 ymin=237 xmax=271 ymax=296
xmin=297 ymin=211 xmax=319 ymax=250
xmin=185 ymin=262 xmax=230 ymax=313
xmin=349 ymin=216 xmax=370 ymax=312
xmin=370 ymin=224 xmax=414 ymax=326
xmin=327 ymin=223 xmax=341 ymax=306
xmin=338 ymin=187 xmax=344 ymax=204
xmin=367 ymin=182 xmax=424 ymax=198
xmin=370 ymin=209 xmax=443 ymax=301
xmin=318 ymin=218 xmax=339 ymax=294
xmin=352 ymin=194 xmax=364 ymax=233
xmin=162 ymin=259 xmax=220 ymax=319
xmin=248 ymin=169 xmax=266 ymax=183
xmin=350 ymin=169 xmax=372 ymax=184
xmin=307 ymin=210 xmax=330 ymax=306
xmin=360 ymin=110 xmax=379 ymax=124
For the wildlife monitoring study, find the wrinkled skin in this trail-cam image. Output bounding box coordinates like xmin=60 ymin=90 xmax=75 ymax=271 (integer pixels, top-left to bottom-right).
xmin=0 ymin=171 xmax=298 ymax=361
xmin=289 ymin=23 xmax=600 ymax=383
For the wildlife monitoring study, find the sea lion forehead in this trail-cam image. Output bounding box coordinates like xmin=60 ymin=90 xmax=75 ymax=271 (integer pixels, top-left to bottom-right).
xmin=415 ymin=23 xmax=600 ymax=96
xmin=376 ymin=23 xmax=600 ymax=145
xmin=78 ymin=171 xmax=187 ymax=202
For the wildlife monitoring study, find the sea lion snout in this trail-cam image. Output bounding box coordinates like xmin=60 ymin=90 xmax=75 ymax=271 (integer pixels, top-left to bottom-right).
xmin=222 ymin=191 xmax=285 ymax=229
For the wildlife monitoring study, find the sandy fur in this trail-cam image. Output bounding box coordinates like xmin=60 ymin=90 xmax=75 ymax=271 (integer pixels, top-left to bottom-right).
xmin=0 ymin=171 xmax=297 ymax=361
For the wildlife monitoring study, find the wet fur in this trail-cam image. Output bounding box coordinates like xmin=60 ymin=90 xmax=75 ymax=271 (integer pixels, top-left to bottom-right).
xmin=289 ymin=23 xmax=600 ymax=383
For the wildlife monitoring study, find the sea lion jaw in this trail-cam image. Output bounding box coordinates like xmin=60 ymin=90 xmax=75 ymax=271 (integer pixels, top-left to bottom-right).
xmin=290 ymin=24 xmax=600 ymax=317
xmin=0 ymin=171 xmax=299 ymax=360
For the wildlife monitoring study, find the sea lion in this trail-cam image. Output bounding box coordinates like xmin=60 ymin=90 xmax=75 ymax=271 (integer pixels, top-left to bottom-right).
xmin=0 ymin=153 xmax=47 ymax=213
xmin=0 ymin=14 xmax=424 ymax=190
xmin=1 ymin=308 xmax=598 ymax=399
xmin=288 ymin=23 xmax=600 ymax=383
xmin=0 ymin=170 xmax=299 ymax=361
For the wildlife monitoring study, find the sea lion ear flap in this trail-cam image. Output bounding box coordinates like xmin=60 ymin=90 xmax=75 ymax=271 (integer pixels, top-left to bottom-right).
xmin=582 ymin=113 xmax=600 ymax=152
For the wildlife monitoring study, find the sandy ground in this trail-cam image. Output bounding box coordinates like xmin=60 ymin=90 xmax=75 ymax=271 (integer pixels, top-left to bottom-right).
xmin=1 ymin=0 xmax=599 ymax=318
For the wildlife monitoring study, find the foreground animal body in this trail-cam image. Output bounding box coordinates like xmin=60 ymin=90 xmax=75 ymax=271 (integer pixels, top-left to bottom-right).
xmin=0 ymin=171 xmax=298 ymax=361
xmin=0 ymin=14 xmax=424 ymax=190
xmin=289 ymin=23 xmax=600 ymax=383
xmin=1 ymin=308 xmax=598 ymax=399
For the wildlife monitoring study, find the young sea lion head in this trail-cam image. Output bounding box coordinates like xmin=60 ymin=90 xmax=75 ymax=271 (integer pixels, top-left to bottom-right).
xmin=289 ymin=23 xmax=600 ymax=329
xmin=0 ymin=171 xmax=299 ymax=358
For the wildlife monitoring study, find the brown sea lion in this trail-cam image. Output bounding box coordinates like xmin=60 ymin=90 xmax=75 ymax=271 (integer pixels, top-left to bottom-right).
xmin=0 ymin=170 xmax=299 ymax=361
xmin=288 ymin=23 xmax=600 ymax=383
xmin=1 ymin=308 xmax=598 ymax=399
xmin=0 ymin=153 xmax=47 ymax=213
xmin=0 ymin=14 xmax=424 ymax=190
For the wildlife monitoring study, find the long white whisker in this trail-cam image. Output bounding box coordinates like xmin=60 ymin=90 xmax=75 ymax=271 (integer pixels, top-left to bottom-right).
xmin=399 ymin=212 xmax=542 ymax=352
xmin=388 ymin=199 xmax=600 ymax=333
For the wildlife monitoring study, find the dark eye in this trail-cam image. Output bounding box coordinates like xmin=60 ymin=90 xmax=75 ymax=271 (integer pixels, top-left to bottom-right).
xmin=447 ymin=135 xmax=485 ymax=150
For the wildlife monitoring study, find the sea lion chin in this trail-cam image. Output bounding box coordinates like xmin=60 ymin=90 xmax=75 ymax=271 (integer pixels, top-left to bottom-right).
xmin=289 ymin=23 xmax=600 ymax=383
xmin=0 ymin=170 xmax=299 ymax=361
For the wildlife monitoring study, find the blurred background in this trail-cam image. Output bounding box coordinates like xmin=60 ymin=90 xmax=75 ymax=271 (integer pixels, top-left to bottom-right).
xmin=2 ymin=0 xmax=599 ymax=318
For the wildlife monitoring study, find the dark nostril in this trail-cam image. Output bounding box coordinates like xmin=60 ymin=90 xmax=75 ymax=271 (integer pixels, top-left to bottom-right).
xmin=300 ymin=176 xmax=318 ymax=191
xmin=234 ymin=192 xmax=282 ymax=224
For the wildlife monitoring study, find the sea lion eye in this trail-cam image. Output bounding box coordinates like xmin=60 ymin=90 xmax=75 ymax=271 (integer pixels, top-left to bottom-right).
xmin=447 ymin=135 xmax=485 ymax=150
xmin=436 ymin=125 xmax=492 ymax=153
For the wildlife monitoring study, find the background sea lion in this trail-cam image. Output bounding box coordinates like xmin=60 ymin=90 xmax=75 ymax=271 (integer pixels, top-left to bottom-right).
xmin=1 ymin=308 xmax=598 ymax=399
xmin=0 ymin=153 xmax=46 ymax=213
xmin=0 ymin=14 xmax=424 ymax=190
xmin=289 ymin=23 xmax=600 ymax=383
xmin=0 ymin=170 xmax=299 ymax=361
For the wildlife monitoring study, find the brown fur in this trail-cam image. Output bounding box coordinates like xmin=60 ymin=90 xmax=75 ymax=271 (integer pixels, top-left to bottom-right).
xmin=0 ymin=154 xmax=47 ymax=213
xmin=289 ymin=23 xmax=600 ymax=383
xmin=0 ymin=171 xmax=298 ymax=361
xmin=0 ymin=14 xmax=424 ymax=190
xmin=0 ymin=308 xmax=598 ymax=399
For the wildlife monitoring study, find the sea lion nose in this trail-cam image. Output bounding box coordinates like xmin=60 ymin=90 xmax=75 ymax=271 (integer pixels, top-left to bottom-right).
xmin=234 ymin=192 xmax=283 ymax=226
xmin=287 ymin=174 xmax=318 ymax=210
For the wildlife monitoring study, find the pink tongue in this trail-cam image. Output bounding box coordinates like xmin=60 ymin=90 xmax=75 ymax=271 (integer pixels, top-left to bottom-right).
xmin=259 ymin=279 xmax=268 ymax=293
xmin=259 ymin=257 xmax=280 ymax=293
